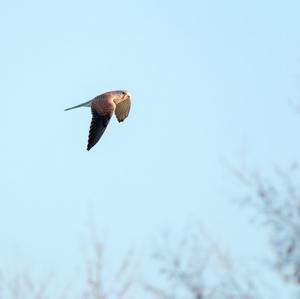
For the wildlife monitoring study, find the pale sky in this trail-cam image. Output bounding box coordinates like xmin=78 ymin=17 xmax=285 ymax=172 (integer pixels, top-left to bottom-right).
xmin=0 ymin=0 xmax=300 ymax=297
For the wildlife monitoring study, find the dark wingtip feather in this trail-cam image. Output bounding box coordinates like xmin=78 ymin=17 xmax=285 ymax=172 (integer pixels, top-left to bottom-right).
xmin=86 ymin=109 xmax=111 ymax=151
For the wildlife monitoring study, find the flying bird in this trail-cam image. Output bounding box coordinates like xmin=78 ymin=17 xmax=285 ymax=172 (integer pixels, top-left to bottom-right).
xmin=65 ymin=90 xmax=131 ymax=151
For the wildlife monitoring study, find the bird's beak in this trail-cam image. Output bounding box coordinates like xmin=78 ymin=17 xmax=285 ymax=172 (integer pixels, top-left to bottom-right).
xmin=124 ymin=91 xmax=130 ymax=99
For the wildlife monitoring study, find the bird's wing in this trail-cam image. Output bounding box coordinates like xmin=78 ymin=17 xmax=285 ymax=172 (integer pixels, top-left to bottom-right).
xmin=115 ymin=97 xmax=131 ymax=122
xmin=87 ymin=109 xmax=112 ymax=151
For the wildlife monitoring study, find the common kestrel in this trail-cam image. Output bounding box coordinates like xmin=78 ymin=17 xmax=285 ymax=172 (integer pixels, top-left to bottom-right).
xmin=65 ymin=90 xmax=131 ymax=150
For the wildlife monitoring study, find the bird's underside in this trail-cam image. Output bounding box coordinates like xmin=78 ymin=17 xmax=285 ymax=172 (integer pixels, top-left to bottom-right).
xmin=65 ymin=90 xmax=131 ymax=150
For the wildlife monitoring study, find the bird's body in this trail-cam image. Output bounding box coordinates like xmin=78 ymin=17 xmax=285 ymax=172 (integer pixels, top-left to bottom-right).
xmin=65 ymin=90 xmax=131 ymax=150
xmin=91 ymin=95 xmax=116 ymax=115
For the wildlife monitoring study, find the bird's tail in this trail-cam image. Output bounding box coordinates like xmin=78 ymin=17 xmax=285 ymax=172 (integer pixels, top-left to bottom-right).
xmin=64 ymin=100 xmax=92 ymax=111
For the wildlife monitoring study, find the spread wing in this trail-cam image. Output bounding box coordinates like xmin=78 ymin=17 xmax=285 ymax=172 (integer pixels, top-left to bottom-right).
xmin=115 ymin=97 xmax=131 ymax=122
xmin=87 ymin=109 xmax=112 ymax=151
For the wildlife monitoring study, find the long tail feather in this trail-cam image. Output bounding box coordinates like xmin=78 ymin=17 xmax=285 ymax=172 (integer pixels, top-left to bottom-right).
xmin=64 ymin=100 xmax=92 ymax=111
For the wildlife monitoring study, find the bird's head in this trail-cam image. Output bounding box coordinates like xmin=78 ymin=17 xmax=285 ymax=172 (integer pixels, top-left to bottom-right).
xmin=111 ymin=90 xmax=131 ymax=103
xmin=119 ymin=90 xmax=130 ymax=100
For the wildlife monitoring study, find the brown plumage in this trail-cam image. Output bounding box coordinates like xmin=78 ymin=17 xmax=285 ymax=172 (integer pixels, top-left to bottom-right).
xmin=65 ymin=90 xmax=131 ymax=150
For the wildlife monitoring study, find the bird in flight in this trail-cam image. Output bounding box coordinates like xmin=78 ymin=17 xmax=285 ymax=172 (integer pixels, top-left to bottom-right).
xmin=65 ymin=90 xmax=131 ymax=151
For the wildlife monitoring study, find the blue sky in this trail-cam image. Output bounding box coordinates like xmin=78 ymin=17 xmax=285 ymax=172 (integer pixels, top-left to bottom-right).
xmin=0 ymin=0 xmax=300 ymax=294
